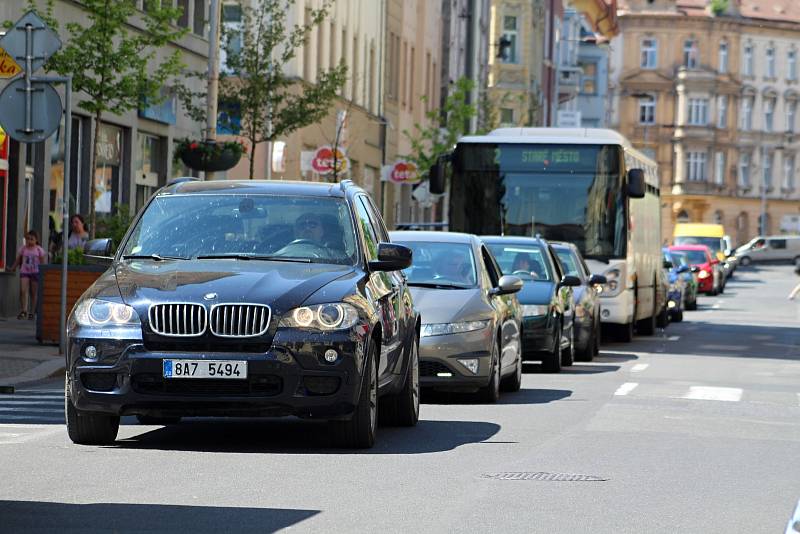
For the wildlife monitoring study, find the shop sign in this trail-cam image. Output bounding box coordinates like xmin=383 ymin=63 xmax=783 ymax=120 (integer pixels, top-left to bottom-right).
xmin=0 ymin=48 xmax=21 ymax=79
xmin=381 ymin=160 xmax=420 ymax=184
xmin=310 ymin=145 xmax=349 ymax=175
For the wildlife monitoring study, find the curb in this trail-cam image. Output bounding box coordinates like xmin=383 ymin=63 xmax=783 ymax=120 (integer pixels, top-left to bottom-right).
xmin=0 ymin=359 xmax=65 ymax=389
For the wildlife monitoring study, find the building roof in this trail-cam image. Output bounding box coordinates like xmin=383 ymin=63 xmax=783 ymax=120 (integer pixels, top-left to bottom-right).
xmin=618 ymin=0 xmax=800 ymax=24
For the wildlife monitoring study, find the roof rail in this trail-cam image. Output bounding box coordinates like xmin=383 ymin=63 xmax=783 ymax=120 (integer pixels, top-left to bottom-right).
xmin=339 ymin=179 xmax=354 ymax=191
xmin=168 ymin=176 xmax=200 ymax=186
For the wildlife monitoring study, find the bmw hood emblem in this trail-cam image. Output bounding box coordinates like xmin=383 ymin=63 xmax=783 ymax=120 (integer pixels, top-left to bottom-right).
xmin=203 ymin=292 xmax=218 ymax=301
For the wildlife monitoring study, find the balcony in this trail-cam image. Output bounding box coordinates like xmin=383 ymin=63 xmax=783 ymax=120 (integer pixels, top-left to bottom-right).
xmin=558 ymin=66 xmax=582 ymax=100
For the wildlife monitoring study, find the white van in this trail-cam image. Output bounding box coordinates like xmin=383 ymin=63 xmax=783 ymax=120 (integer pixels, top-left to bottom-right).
xmin=735 ymin=235 xmax=800 ymax=265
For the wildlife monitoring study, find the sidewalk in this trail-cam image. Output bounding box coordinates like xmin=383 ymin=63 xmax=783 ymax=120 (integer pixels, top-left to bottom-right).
xmin=0 ymin=316 xmax=64 ymax=388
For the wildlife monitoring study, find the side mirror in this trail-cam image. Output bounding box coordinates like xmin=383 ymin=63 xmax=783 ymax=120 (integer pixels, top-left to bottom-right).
xmin=710 ymin=258 xmax=720 ymax=265
xmin=558 ymin=275 xmax=582 ymax=288
xmin=690 ymin=266 xmax=700 ymax=273
xmin=677 ymin=265 xmax=690 ymax=274
xmin=588 ymin=274 xmax=607 ymax=286
xmin=428 ymin=153 xmax=450 ymax=195
xmin=490 ymin=275 xmax=523 ymax=296
xmin=84 ymin=238 xmax=114 ymax=265
xmin=369 ymin=242 xmax=413 ymax=272
xmin=663 ymin=259 xmax=674 ymax=269
xmin=724 ymin=249 xmax=733 ymax=257
xmin=626 ymin=168 xmax=646 ymax=198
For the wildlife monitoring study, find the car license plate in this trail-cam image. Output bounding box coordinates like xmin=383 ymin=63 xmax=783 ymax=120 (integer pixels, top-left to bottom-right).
xmin=163 ymin=360 xmax=247 ymax=379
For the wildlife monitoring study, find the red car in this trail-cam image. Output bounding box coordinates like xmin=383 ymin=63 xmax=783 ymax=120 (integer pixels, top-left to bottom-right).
xmin=668 ymin=245 xmax=722 ymax=295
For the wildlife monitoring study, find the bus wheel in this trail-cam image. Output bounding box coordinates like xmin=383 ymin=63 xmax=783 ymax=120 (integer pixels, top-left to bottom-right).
xmin=616 ymin=321 xmax=634 ymax=343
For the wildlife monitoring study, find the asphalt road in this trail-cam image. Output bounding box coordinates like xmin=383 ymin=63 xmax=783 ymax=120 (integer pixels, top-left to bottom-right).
xmin=1 ymin=265 xmax=799 ymax=534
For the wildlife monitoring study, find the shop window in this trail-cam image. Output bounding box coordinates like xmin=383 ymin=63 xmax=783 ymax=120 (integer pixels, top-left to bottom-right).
xmin=135 ymin=133 xmax=164 ymax=211
xmin=94 ymin=124 xmax=122 ymax=215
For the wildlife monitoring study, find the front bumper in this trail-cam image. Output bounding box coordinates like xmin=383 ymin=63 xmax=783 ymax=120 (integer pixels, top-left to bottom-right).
xmin=67 ymin=327 xmax=368 ymax=419
xmin=418 ymin=327 xmax=493 ymax=392
xmin=599 ymin=288 xmax=634 ymax=326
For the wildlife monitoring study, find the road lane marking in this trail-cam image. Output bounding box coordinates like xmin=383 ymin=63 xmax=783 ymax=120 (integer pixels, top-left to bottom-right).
xmin=712 ymin=303 xmax=721 ymax=309
xmin=682 ymin=386 xmax=742 ymax=402
xmin=0 ymin=407 xmax=62 ymax=413
xmin=631 ymin=364 xmax=649 ymax=373
xmin=797 ymin=393 xmax=800 ymax=407
xmin=667 ymin=336 xmax=680 ymax=341
xmin=785 ymin=499 xmax=800 ymax=534
xmin=614 ymin=382 xmax=638 ymax=396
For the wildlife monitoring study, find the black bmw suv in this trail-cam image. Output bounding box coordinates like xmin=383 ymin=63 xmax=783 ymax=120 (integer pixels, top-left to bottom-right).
xmin=66 ymin=179 xmax=419 ymax=449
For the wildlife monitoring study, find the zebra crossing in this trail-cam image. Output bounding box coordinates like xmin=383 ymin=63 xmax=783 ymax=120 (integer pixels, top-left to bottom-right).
xmin=612 ymin=380 xmax=800 ymax=407
xmin=0 ymin=388 xmax=64 ymax=424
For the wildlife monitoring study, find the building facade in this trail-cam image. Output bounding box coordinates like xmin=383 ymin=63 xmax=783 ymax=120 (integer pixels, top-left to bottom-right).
xmin=0 ymin=0 xmax=209 ymax=318
xmin=612 ymin=0 xmax=800 ymax=245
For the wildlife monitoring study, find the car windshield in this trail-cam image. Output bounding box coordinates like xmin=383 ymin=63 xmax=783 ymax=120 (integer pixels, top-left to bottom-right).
xmin=674 ymin=236 xmax=723 ymax=253
xmin=669 ymin=251 xmax=690 ymax=267
xmin=121 ymin=194 xmax=358 ymax=265
xmin=674 ymin=250 xmax=708 ymax=265
xmin=395 ymin=241 xmax=477 ymax=288
xmin=485 ymin=243 xmax=552 ymax=281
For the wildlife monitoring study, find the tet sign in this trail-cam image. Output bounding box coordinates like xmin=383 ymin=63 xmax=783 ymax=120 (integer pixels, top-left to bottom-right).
xmin=382 ymin=160 xmax=420 ymax=185
xmin=311 ymin=146 xmax=349 ymax=175
xmin=0 ymin=48 xmax=21 ymax=79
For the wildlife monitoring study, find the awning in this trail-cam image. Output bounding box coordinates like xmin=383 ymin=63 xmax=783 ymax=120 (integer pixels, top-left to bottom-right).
xmin=570 ymin=0 xmax=619 ymax=39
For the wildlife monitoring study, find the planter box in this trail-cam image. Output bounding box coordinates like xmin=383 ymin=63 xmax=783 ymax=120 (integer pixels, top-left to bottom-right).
xmin=179 ymin=143 xmax=242 ymax=172
xmin=36 ymin=264 xmax=107 ymax=345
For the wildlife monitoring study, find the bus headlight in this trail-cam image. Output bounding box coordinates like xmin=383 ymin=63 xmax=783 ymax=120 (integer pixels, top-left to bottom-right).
xmin=601 ymin=267 xmax=624 ymax=297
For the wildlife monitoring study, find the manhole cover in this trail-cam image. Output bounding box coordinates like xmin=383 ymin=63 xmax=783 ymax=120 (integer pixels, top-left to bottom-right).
xmin=480 ymin=472 xmax=608 ymax=482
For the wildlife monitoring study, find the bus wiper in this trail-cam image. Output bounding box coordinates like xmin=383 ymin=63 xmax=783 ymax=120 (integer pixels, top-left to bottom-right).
xmin=408 ymin=282 xmax=470 ymax=290
xmin=122 ymin=254 xmax=187 ymax=261
xmin=195 ymin=254 xmax=311 ymax=263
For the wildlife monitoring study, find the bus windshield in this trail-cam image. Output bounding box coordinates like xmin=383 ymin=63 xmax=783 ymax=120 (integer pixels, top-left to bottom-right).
xmin=448 ymin=143 xmax=626 ymax=260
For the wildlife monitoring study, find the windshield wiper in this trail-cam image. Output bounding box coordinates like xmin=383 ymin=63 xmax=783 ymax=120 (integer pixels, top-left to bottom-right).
xmin=408 ymin=282 xmax=471 ymax=290
xmin=195 ymin=254 xmax=312 ymax=263
xmin=122 ymin=254 xmax=187 ymax=261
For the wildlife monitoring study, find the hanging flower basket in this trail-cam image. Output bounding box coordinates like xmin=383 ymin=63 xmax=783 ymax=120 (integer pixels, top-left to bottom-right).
xmin=174 ymin=139 xmax=246 ymax=172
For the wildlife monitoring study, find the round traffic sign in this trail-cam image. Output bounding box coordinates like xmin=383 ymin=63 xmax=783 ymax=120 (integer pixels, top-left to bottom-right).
xmin=0 ymin=78 xmax=62 ymax=143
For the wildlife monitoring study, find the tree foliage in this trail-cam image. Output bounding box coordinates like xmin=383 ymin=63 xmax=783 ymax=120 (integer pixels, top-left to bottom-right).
xmin=403 ymin=77 xmax=477 ymax=179
xmin=178 ymin=0 xmax=348 ymax=180
xmin=7 ymin=0 xmax=187 ymax=237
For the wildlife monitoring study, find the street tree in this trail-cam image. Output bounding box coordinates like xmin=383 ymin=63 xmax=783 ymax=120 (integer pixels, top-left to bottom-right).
xmin=403 ymin=77 xmax=477 ymax=179
xmin=179 ymin=0 xmax=348 ymax=180
xmin=8 ymin=0 xmax=187 ymax=239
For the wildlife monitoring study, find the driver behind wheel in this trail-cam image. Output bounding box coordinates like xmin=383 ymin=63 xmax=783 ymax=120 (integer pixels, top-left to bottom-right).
xmin=512 ymin=252 xmax=544 ymax=279
xmin=294 ymin=213 xmax=325 ymax=244
xmin=435 ymin=250 xmax=470 ymax=284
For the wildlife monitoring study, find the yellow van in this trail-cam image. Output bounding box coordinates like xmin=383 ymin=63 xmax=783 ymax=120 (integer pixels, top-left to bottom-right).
xmin=673 ymin=223 xmax=726 ymax=260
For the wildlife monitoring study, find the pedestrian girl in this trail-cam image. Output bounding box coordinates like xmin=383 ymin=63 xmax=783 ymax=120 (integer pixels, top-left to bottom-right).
xmin=6 ymin=230 xmax=47 ymax=320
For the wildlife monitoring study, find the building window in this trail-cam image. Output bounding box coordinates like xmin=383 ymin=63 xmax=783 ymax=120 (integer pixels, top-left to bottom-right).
xmin=764 ymin=97 xmax=775 ymax=132
xmin=638 ymin=95 xmax=655 ymax=124
xmin=501 ymin=15 xmax=518 ymax=63
xmin=683 ymin=40 xmax=698 ymax=69
xmin=763 ymin=151 xmax=773 ymax=188
xmin=581 ymin=62 xmax=597 ymax=94
xmin=717 ymin=95 xmax=728 ymax=128
xmin=176 ymin=0 xmax=189 ymax=28
xmin=687 ymin=151 xmax=707 ymax=181
xmin=641 ymin=38 xmax=657 ymax=69
xmin=743 ymin=43 xmax=754 ymax=76
xmin=714 ymin=151 xmax=725 ymax=185
xmin=789 ymin=50 xmax=798 ymax=81
xmin=688 ymin=98 xmax=708 ymax=125
xmin=135 ymin=133 xmax=164 ymax=211
xmin=766 ymin=47 xmax=776 ymax=78
xmin=193 ymin=0 xmax=205 ymax=36
xmin=740 ymin=96 xmax=753 ymax=130
xmin=677 ymin=210 xmax=690 ymax=223
xmin=784 ymin=155 xmax=795 ymax=189
xmin=738 ymin=152 xmax=751 ymax=187
xmin=713 ymin=211 xmax=723 ymax=225
xmin=718 ymin=41 xmax=728 ymax=73
xmin=500 ymin=108 xmax=514 ymax=126
xmin=788 ymin=101 xmax=797 ymax=133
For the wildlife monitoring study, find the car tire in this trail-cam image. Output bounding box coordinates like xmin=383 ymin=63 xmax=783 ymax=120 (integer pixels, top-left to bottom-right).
xmin=671 ymin=310 xmax=683 ymax=323
xmin=561 ymin=322 xmax=575 ymax=366
xmin=501 ymin=342 xmax=523 ymax=392
xmin=332 ymin=344 xmax=377 ymax=449
xmin=686 ymin=298 xmax=697 ymax=311
xmin=478 ymin=341 xmax=501 ymax=403
xmin=656 ymin=305 xmax=669 ymax=329
xmin=740 ymin=256 xmax=751 ymax=266
xmin=576 ymin=325 xmax=595 ymax=362
xmin=637 ymin=295 xmax=657 ymax=336
xmin=136 ymin=415 xmax=181 ymax=425
xmin=542 ymin=324 xmax=563 ymax=372
xmin=380 ymin=335 xmax=420 ymax=427
xmin=593 ymin=320 xmax=601 ymax=357
xmin=65 ymin=373 xmax=119 ymax=445
xmin=616 ymin=321 xmax=634 ymax=343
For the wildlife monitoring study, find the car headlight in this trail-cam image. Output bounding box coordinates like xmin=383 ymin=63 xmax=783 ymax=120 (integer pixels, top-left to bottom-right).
xmin=421 ymin=320 xmax=489 ymax=337
xmin=279 ymin=303 xmax=360 ymax=330
xmin=72 ymin=298 xmax=140 ymax=327
xmin=522 ymin=304 xmax=549 ymax=317
xmin=698 ymin=270 xmax=709 ymax=279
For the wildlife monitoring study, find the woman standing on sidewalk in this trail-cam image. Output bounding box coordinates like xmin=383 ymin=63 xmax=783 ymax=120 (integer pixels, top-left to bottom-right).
xmin=67 ymin=214 xmax=89 ymax=250
xmin=6 ymin=230 xmax=47 ymax=320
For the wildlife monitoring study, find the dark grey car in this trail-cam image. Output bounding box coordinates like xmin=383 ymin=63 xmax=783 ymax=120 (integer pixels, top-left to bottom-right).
xmin=390 ymin=231 xmax=523 ymax=402
xmin=551 ymin=242 xmax=607 ymax=361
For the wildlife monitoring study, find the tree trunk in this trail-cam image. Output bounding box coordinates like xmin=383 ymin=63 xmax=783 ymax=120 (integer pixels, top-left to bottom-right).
xmin=248 ymin=141 xmax=255 ymax=180
xmin=88 ymin=112 xmax=102 ymax=240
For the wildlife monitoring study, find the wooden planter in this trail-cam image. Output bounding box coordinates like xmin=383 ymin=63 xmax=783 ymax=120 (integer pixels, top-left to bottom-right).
xmin=36 ymin=264 xmax=107 ymax=345
xmin=179 ymin=142 xmax=242 ymax=172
